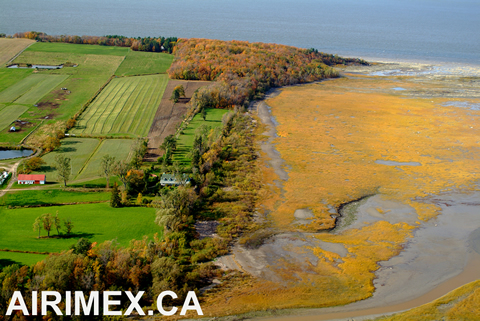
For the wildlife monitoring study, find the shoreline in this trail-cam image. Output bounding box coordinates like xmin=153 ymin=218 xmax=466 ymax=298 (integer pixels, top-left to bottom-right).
xmin=339 ymin=54 xmax=480 ymax=70
xmin=340 ymin=59 xmax=480 ymax=78
xmin=244 ymin=251 xmax=480 ymax=321
xmin=213 ymin=60 xmax=480 ymax=320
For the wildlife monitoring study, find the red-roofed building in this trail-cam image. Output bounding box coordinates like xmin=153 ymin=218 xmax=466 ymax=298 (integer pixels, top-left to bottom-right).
xmin=17 ymin=174 xmax=46 ymax=185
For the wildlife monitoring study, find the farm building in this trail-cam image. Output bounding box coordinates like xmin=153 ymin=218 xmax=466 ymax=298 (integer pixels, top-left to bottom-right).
xmin=17 ymin=174 xmax=46 ymax=185
xmin=160 ymin=173 xmax=190 ymax=186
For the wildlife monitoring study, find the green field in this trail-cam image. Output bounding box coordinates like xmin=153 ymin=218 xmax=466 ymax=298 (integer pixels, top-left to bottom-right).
xmin=0 ymin=203 xmax=161 ymax=254
xmin=34 ymin=138 xmax=134 ymax=183
xmin=76 ymin=139 xmax=134 ymax=180
xmin=36 ymin=138 xmax=100 ymax=181
xmin=69 ymin=176 xmax=123 ymax=188
xmin=24 ymin=42 xmax=129 ymax=56
xmin=115 ymin=50 xmax=174 ymax=76
xmin=0 ymin=251 xmax=49 ymax=268
xmin=0 ymin=68 xmax=32 ymax=92
xmin=0 ymin=42 xmax=173 ymax=145
xmin=0 ymin=105 xmax=29 ymax=131
xmin=0 ymin=74 xmax=68 ymax=104
xmin=0 ymin=189 xmax=110 ymax=207
xmin=174 ymin=108 xmax=229 ymax=163
xmin=12 ymin=49 xmax=125 ymax=124
xmin=72 ymin=74 xmax=168 ymax=136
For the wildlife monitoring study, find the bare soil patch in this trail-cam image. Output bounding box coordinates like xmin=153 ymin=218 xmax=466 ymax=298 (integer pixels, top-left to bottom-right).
xmin=36 ymin=101 xmax=59 ymax=110
xmin=40 ymin=113 xmax=58 ymax=120
xmin=145 ymin=79 xmax=211 ymax=162
xmin=36 ymin=89 xmax=70 ymax=111
xmin=6 ymin=120 xmax=34 ymax=133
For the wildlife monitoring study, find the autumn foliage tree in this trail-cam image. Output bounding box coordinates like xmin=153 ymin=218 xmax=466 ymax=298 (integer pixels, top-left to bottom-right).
xmin=18 ymin=156 xmax=45 ymax=174
xmin=170 ymin=85 xmax=186 ymax=103
xmin=168 ymin=38 xmax=367 ymax=112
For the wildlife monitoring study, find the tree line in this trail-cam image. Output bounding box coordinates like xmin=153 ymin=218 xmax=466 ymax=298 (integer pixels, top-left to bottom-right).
xmin=11 ymin=31 xmax=178 ymax=53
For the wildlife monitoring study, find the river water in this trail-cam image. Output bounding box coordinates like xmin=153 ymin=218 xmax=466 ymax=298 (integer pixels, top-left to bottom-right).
xmin=1 ymin=0 xmax=479 ymax=64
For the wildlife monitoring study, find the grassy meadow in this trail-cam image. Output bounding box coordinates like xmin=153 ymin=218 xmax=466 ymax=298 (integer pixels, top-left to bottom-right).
xmin=0 ymin=189 xmax=110 ymax=207
xmin=0 ymin=252 xmax=49 ymax=269
xmin=0 ymin=68 xmax=32 ymax=92
xmin=76 ymin=139 xmax=134 ymax=180
xmin=35 ymin=138 xmax=100 ymax=181
xmin=33 ymin=138 xmax=134 ymax=182
xmin=23 ymin=42 xmax=129 ymax=56
xmin=0 ymin=203 xmax=160 ymax=254
xmin=72 ymin=74 xmax=169 ymax=136
xmin=115 ymin=50 xmax=174 ymax=76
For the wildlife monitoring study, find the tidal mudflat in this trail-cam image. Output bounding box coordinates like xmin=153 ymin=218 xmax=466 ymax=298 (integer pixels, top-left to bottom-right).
xmin=208 ymin=62 xmax=480 ymax=319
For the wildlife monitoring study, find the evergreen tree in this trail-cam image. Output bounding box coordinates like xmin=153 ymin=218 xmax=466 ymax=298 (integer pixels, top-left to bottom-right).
xmin=110 ymin=182 xmax=121 ymax=208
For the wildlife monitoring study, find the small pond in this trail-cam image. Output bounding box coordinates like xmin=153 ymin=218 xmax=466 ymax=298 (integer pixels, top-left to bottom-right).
xmin=8 ymin=64 xmax=63 ymax=69
xmin=0 ymin=149 xmax=34 ymax=160
xmin=375 ymin=159 xmax=422 ymax=166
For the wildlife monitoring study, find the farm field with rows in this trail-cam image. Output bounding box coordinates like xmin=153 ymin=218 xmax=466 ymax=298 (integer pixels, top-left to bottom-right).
xmin=72 ymin=74 xmax=168 ymax=137
xmin=0 ymin=38 xmax=34 ymax=66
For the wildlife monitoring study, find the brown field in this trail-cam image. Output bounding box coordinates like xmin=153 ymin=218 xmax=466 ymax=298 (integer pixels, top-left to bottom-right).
xmin=145 ymin=79 xmax=211 ymax=161
xmin=0 ymin=38 xmax=35 ymax=66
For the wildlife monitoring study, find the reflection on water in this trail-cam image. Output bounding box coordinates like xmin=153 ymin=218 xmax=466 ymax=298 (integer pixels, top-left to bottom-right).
xmin=0 ymin=149 xmax=33 ymax=160
xmin=8 ymin=64 xmax=63 ymax=69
